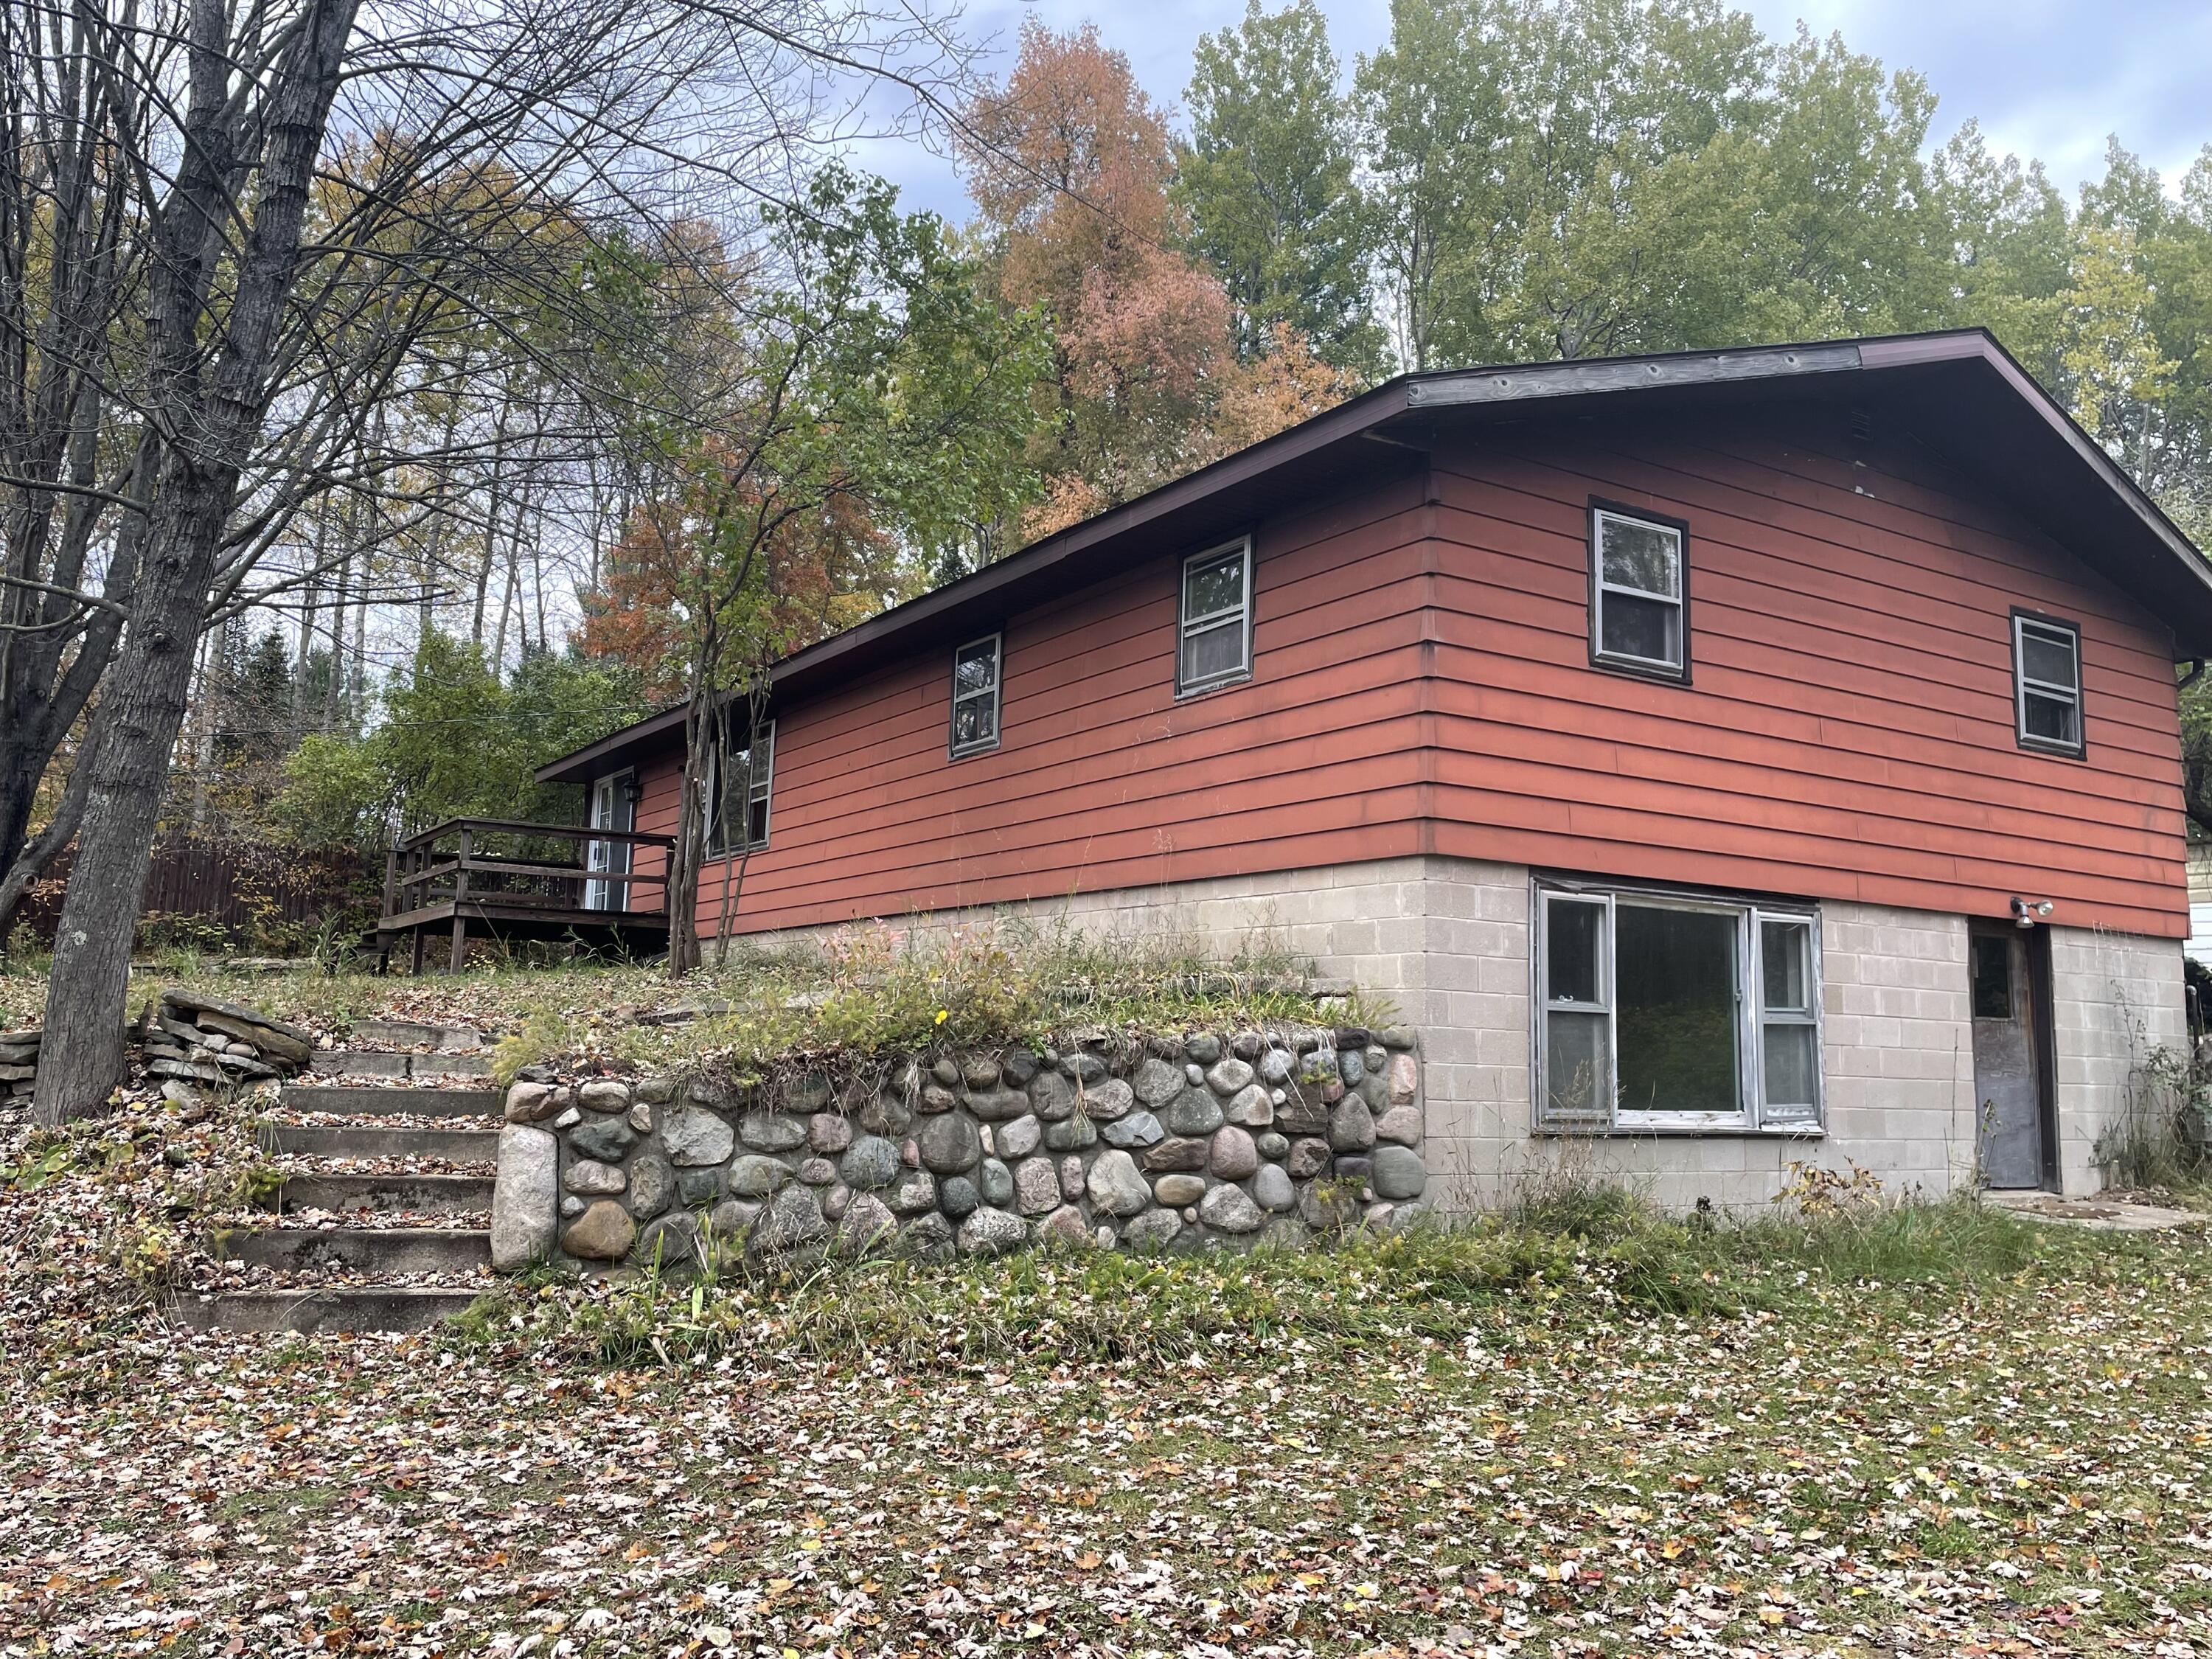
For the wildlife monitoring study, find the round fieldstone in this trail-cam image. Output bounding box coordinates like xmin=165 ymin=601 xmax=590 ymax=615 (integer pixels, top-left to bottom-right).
xmin=796 ymin=1156 xmax=838 ymax=1186
xmin=1231 ymin=1031 xmax=1265 ymax=1062
xmin=1122 ymin=1208 xmax=1183 ymax=1251
xmin=1144 ymin=1135 xmax=1208 ymax=1172
xmin=837 ymin=1192 xmax=897 ymax=1256
xmin=1253 ymin=1164 xmax=1296 ymax=1211
xmin=822 ymin=1183 xmax=853 ymax=1222
xmin=997 ymin=1113 xmax=1043 ymax=1160
xmin=939 ymin=1174 xmax=981 ymax=1219
xmin=1300 ymin=1181 xmax=1360 ymax=1231
xmin=1223 ymin=1084 xmax=1273 ymax=1127
xmin=964 ymin=1086 xmax=1029 ymax=1122
xmin=1209 ymin=1124 xmax=1259 ymax=1180
xmin=782 ymin=1075 xmax=832 ymax=1114
xmin=978 ymin=1157 xmax=1014 ymax=1207
xmin=1002 ymin=1050 xmax=1041 ymax=1086
xmin=1184 ymin=1034 xmax=1222 ymax=1065
xmin=900 ymin=1211 xmax=955 ymax=1260
xmin=1027 ymin=1071 xmax=1077 ymax=1121
xmin=1205 ymin=1057 xmax=1256 ymax=1096
xmin=1037 ymin=1205 xmax=1092 ymax=1248
xmin=1338 ymin=1048 xmax=1367 ymax=1087
xmin=886 ymin=1170 xmax=938 ymax=1215
xmin=1257 ymin=1048 xmax=1294 ymax=1085
xmin=931 ymin=1057 xmax=961 ymax=1087
xmin=568 ymin=1115 xmax=639 ymax=1164
xmin=1164 ymin=1088 xmax=1224 ymax=1136
xmin=918 ymin=1113 xmax=981 ymax=1174
xmin=919 ymin=1084 xmax=958 ymax=1115
xmin=1062 ymin=1051 xmax=1106 ymax=1085
xmin=560 ymin=1199 xmax=636 ymax=1261
xmin=635 ymin=1077 xmax=677 ymax=1105
xmin=1101 ymin=1110 xmax=1164 ymax=1150
xmin=1302 ymin=1050 xmax=1340 ymax=1085
xmin=961 ymin=1055 xmax=1001 ymax=1090
xmin=1259 ymin=1217 xmax=1310 ymax=1250
xmin=1359 ymin=1073 xmax=1390 ymax=1110
xmin=706 ymin=1197 xmax=762 ymax=1242
xmin=635 ymin=1211 xmax=698 ymax=1267
xmin=504 ymin=1080 xmax=555 ymax=1123
xmin=660 ymin=1106 xmax=731 ymax=1167
xmin=1060 ymin=1155 xmax=1087 ymax=1202
xmin=1153 ymin=1172 xmax=1206 ymax=1207
xmin=959 ymin=1206 xmax=1028 ymax=1256
xmin=628 ymin=1102 xmax=654 ymax=1135
xmin=675 ymin=1166 xmax=722 ymax=1208
xmin=1043 ymin=1113 xmax=1096 ymax=1152
xmin=1374 ymin=1104 xmax=1422 ymax=1146
xmin=1199 ymin=1184 xmax=1264 ymax=1233
xmin=839 ymin=1135 xmax=901 ymax=1190
xmin=1287 ymin=1137 xmax=1334 ymax=1179
xmin=560 ymin=1194 xmax=585 ymax=1219
xmin=1079 ymin=1078 xmax=1134 ymax=1121
xmin=808 ymin=1113 xmax=854 ymax=1155
xmin=1085 ymin=1149 xmax=1151 ymax=1217
xmin=1388 ymin=1051 xmax=1419 ymax=1103
xmin=1256 ymin=1130 xmax=1289 ymax=1161
xmin=1131 ymin=1057 xmax=1183 ymax=1107
xmin=740 ymin=1112 xmax=807 ymax=1153
xmin=726 ymin=1155 xmax=791 ymax=1198
xmin=1014 ymin=1156 xmax=1061 ymax=1216
xmin=627 ymin=1153 xmax=674 ymax=1220
xmin=860 ymin=1095 xmax=912 ymax=1136
xmin=1370 ymin=1144 xmax=1427 ymax=1200
xmin=563 ymin=1157 xmax=625 ymax=1197
xmin=751 ymin=1186 xmax=828 ymax=1255
xmin=577 ymin=1079 xmax=630 ymax=1112
xmin=1329 ymin=1095 xmax=1377 ymax=1152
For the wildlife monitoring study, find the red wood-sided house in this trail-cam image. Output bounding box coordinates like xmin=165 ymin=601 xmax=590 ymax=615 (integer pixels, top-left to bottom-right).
xmin=518 ymin=330 xmax=2212 ymax=1208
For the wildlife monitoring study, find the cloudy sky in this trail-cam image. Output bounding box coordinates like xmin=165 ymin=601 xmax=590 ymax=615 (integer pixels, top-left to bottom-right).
xmin=859 ymin=0 xmax=2212 ymax=220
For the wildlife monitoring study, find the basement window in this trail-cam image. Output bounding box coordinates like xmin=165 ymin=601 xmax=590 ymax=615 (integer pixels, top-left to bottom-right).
xmin=1534 ymin=881 xmax=1823 ymax=1133
xmin=1590 ymin=504 xmax=1688 ymax=681
xmin=950 ymin=633 xmax=1002 ymax=757
xmin=2013 ymin=613 xmax=2084 ymax=756
xmin=1178 ymin=538 xmax=1253 ymax=695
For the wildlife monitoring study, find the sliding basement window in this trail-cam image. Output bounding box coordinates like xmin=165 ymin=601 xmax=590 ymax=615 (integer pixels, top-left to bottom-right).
xmin=1534 ymin=882 xmax=1823 ymax=1132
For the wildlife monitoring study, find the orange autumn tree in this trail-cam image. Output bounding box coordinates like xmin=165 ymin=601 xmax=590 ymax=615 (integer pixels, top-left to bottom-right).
xmin=960 ymin=21 xmax=1351 ymax=539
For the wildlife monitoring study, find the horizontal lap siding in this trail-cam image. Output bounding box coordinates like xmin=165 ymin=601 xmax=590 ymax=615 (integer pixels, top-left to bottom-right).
xmin=688 ymin=476 xmax=1436 ymax=932
xmin=1427 ymin=410 xmax=2185 ymax=936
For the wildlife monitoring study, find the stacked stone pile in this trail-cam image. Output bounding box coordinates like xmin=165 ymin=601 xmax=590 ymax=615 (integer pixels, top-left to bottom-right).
xmin=493 ymin=1025 xmax=1428 ymax=1271
xmin=144 ymin=989 xmax=316 ymax=1091
xmin=0 ymin=1029 xmax=38 ymax=1105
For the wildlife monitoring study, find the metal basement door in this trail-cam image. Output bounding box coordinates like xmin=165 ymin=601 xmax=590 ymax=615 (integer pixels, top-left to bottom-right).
xmin=1969 ymin=925 xmax=2053 ymax=1190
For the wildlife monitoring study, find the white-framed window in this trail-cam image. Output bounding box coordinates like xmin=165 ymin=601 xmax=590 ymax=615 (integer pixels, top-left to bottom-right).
xmin=950 ymin=633 xmax=1001 ymax=757
xmin=2012 ymin=613 xmax=2084 ymax=756
xmin=1534 ymin=879 xmax=1823 ymax=1133
xmin=1590 ymin=504 xmax=1688 ymax=680
xmin=706 ymin=720 xmax=773 ymax=855
xmin=1178 ymin=537 xmax=1253 ymax=695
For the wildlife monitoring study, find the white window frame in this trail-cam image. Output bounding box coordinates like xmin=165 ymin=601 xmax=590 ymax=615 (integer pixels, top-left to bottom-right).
xmin=1532 ymin=878 xmax=1824 ymax=1134
xmin=1176 ymin=537 xmax=1254 ymax=696
xmin=1589 ymin=504 xmax=1688 ymax=680
xmin=584 ymin=770 xmax=634 ymax=912
xmin=949 ymin=632 xmax=1003 ymax=758
xmin=2012 ymin=613 xmax=2084 ymax=757
xmin=706 ymin=720 xmax=774 ymax=855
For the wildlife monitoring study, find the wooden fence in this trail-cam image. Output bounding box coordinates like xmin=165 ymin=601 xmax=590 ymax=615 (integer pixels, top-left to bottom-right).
xmin=13 ymin=835 xmax=378 ymax=951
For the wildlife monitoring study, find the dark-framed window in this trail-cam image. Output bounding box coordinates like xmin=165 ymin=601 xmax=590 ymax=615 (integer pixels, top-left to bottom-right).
xmin=2011 ymin=611 xmax=2084 ymax=757
xmin=950 ymin=633 xmax=1002 ymax=757
xmin=1534 ymin=877 xmax=1823 ymax=1133
xmin=706 ymin=720 xmax=773 ymax=855
xmin=1177 ymin=537 xmax=1253 ymax=695
xmin=1589 ymin=501 xmax=1690 ymax=682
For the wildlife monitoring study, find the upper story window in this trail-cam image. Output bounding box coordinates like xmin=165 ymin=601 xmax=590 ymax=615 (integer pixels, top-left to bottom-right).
xmin=706 ymin=720 xmax=773 ymax=855
xmin=1178 ymin=538 xmax=1253 ymax=695
xmin=1534 ymin=880 xmax=1823 ymax=1134
xmin=1590 ymin=503 xmax=1688 ymax=681
xmin=2012 ymin=613 xmax=2084 ymax=756
xmin=950 ymin=633 xmax=1002 ymax=757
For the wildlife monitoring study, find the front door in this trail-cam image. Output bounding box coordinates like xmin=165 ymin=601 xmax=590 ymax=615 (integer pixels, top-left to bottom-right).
xmin=584 ymin=773 xmax=633 ymax=911
xmin=1969 ymin=925 xmax=2051 ymax=1189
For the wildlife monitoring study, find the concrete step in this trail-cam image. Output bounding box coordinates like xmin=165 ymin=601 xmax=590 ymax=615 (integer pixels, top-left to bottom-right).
xmin=207 ymin=1225 xmax=492 ymax=1275
xmin=352 ymin=1018 xmax=488 ymax=1051
xmin=279 ymin=1082 xmax=501 ymax=1118
xmin=265 ymin=1172 xmax=495 ymax=1216
xmin=260 ymin=1123 xmax=498 ymax=1160
xmin=306 ymin=1049 xmax=496 ymax=1079
xmin=167 ymin=1286 xmax=487 ymax=1335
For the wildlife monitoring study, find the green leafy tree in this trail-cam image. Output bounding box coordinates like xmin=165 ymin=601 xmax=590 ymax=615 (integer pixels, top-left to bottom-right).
xmin=1175 ymin=0 xmax=1385 ymax=377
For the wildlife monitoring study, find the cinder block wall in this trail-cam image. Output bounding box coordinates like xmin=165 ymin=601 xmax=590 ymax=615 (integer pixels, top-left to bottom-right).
xmin=738 ymin=861 xmax=2181 ymax=1209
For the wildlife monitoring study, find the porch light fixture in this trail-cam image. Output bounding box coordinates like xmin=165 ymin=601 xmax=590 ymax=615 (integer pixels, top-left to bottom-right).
xmin=2009 ymin=897 xmax=2054 ymax=929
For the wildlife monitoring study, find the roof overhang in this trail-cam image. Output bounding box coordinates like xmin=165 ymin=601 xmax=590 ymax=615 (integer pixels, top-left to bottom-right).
xmin=540 ymin=329 xmax=2212 ymax=785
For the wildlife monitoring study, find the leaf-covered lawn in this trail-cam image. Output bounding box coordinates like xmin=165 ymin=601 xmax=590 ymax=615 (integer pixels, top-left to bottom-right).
xmin=4 ymin=1232 xmax=2209 ymax=1656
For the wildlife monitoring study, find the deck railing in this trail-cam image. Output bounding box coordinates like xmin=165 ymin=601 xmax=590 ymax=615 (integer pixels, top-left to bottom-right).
xmin=382 ymin=816 xmax=675 ymax=924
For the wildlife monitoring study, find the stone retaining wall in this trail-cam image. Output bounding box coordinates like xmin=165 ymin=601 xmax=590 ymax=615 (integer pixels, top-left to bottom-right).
xmin=491 ymin=1026 xmax=1426 ymax=1270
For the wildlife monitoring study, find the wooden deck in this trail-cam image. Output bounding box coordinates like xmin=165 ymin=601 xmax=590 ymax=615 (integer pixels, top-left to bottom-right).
xmin=374 ymin=818 xmax=675 ymax=973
